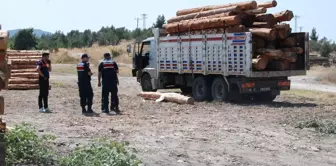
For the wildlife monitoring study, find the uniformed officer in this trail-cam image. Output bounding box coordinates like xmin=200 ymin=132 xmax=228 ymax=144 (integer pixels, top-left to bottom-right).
xmin=36 ymin=52 xmax=52 ymax=113
xmin=98 ymin=53 xmax=120 ymax=114
xmin=77 ymin=54 xmax=94 ymax=114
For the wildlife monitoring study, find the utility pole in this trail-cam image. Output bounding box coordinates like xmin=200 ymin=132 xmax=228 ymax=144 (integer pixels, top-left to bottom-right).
xmin=299 ymin=26 xmax=303 ymax=32
xmin=141 ymin=14 xmax=148 ymax=30
xmin=294 ymin=15 xmax=300 ymax=32
xmin=134 ymin=17 xmax=141 ymax=29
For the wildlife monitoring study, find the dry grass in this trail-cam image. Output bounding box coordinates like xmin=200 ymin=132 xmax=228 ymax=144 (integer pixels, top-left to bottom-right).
xmin=282 ymin=89 xmax=336 ymax=105
xmin=308 ymin=66 xmax=336 ymax=84
xmin=50 ymin=40 xmax=133 ymax=66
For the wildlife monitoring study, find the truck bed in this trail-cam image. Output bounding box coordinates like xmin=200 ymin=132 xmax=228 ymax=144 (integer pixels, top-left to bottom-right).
xmin=156 ymin=32 xmax=309 ymax=78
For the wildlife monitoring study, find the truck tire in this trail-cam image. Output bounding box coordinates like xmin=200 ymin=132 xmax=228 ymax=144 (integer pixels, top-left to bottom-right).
xmin=141 ymin=73 xmax=156 ymax=92
xmin=192 ymin=76 xmax=212 ymax=101
xmin=255 ymin=93 xmax=277 ymax=103
xmin=211 ymin=77 xmax=229 ymax=102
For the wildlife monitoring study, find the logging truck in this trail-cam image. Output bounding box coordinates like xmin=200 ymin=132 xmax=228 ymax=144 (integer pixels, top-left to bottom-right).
xmin=131 ymin=28 xmax=309 ymax=102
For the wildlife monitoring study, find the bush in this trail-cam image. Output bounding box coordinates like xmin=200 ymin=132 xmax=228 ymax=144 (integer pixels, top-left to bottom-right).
xmin=58 ymin=139 xmax=142 ymax=166
xmin=296 ymin=119 xmax=336 ymax=134
xmin=5 ymin=123 xmax=56 ymax=166
xmin=110 ymin=48 xmax=124 ymax=58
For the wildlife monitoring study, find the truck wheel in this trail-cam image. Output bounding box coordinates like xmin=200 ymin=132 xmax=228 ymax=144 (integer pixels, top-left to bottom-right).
xmin=141 ymin=73 xmax=156 ymax=92
xmin=211 ymin=77 xmax=229 ymax=102
xmin=192 ymin=76 xmax=211 ymax=101
xmin=180 ymin=87 xmax=192 ymax=94
xmin=255 ymin=93 xmax=277 ymax=103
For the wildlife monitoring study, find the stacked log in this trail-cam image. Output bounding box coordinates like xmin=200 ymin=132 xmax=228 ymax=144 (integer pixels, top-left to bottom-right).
xmin=163 ymin=0 xmax=303 ymax=71
xmin=7 ymin=50 xmax=43 ymax=90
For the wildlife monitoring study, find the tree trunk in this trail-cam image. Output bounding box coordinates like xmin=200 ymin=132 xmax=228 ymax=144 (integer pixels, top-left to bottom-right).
xmin=252 ymin=56 xmax=268 ymax=70
xmin=253 ymin=22 xmax=274 ymax=28
xmin=0 ymin=96 xmax=3 ymax=115
xmin=10 ymin=59 xmax=37 ymax=65
xmin=282 ymin=47 xmax=304 ymax=54
xmin=10 ymin=65 xmax=37 ymax=70
xmin=164 ymin=15 xmax=241 ymax=34
xmin=138 ymin=92 xmax=194 ymax=105
xmin=10 ymin=69 xmax=37 ymax=73
xmin=258 ymin=0 xmax=277 ymax=8
xmin=255 ymin=14 xmax=276 ymax=25
xmin=274 ymin=23 xmax=291 ymax=39
xmin=282 ymin=52 xmax=297 ymax=62
xmin=8 ymin=56 xmax=41 ymax=60
xmin=176 ymin=0 xmax=257 ymax=16
xmin=10 ymin=73 xmax=39 ymax=79
xmin=273 ymin=10 xmax=294 ymax=22
xmin=280 ymin=37 xmax=297 ymax=47
xmin=9 ymin=78 xmax=39 ymax=84
xmin=245 ymin=7 xmax=267 ymax=15
xmin=7 ymin=84 xmax=39 ymax=90
xmin=257 ymin=48 xmax=283 ymax=59
xmin=168 ymin=6 xmax=240 ymax=23
xmin=249 ymin=28 xmax=276 ymax=41
xmin=226 ymin=25 xmax=247 ymax=33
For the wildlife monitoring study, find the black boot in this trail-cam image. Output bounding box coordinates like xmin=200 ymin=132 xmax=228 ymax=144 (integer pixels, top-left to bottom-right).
xmin=82 ymin=106 xmax=87 ymax=114
xmin=115 ymin=106 xmax=121 ymax=115
xmin=87 ymin=106 xmax=94 ymax=114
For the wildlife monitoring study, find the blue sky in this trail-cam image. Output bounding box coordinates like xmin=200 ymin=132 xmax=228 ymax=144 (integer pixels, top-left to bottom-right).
xmin=1 ymin=0 xmax=334 ymax=40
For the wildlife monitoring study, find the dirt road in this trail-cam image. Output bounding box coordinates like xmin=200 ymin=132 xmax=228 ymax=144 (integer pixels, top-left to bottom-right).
xmin=1 ymin=72 xmax=336 ymax=166
xmin=290 ymin=76 xmax=336 ymax=93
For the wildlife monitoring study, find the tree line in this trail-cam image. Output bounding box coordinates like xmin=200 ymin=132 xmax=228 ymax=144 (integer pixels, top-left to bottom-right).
xmin=9 ymin=15 xmax=166 ymax=50
xmin=310 ymin=28 xmax=336 ymax=57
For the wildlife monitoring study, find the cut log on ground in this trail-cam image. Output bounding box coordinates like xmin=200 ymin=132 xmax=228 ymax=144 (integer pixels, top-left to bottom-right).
xmin=164 ymin=16 xmax=241 ymax=34
xmin=273 ymin=10 xmax=294 ymax=22
xmin=7 ymin=84 xmax=39 ymax=90
xmin=176 ymin=0 xmax=257 ymax=16
xmin=10 ymin=69 xmax=37 ymax=73
xmin=138 ymin=92 xmax=194 ymax=105
xmin=249 ymin=28 xmax=276 ymax=41
xmin=10 ymin=65 xmax=37 ymax=70
xmin=257 ymin=48 xmax=283 ymax=59
xmin=167 ymin=6 xmax=241 ymax=23
xmin=253 ymin=55 xmax=268 ymax=70
xmin=258 ymin=0 xmax=277 ymax=8
xmin=10 ymin=59 xmax=37 ymax=65
xmin=8 ymin=56 xmax=41 ymax=59
xmin=10 ymin=73 xmax=39 ymax=79
xmin=9 ymin=78 xmax=39 ymax=84
xmin=245 ymin=7 xmax=267 ymax=15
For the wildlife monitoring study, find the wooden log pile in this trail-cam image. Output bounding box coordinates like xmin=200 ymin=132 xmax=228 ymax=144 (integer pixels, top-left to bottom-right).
xmin=7 ymin=50 xmax=43 ymax=90
xmin=163 ymin=0 xmax=303 ymax=71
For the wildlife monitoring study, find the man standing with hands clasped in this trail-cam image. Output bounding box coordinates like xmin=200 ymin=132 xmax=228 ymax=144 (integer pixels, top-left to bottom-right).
xmin=77 ymin=54 xmax=95 ymax=114
xmin=98 ymin=53 xmax=120 ymax=115
xmin=36 ymin=52 xmax=52 ymax=113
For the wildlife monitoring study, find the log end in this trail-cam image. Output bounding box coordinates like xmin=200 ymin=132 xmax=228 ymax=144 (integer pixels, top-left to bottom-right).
xmin=272 ymin=0 xmax=278 ymax=7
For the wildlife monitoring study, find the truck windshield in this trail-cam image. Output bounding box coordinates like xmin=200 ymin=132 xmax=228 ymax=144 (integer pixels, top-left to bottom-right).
xmin=141 ymin=42 xmax=150 ymax=56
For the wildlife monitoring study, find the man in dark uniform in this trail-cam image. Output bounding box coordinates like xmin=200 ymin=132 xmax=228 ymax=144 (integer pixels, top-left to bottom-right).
xmin=77 ymin=54 xmax=94 ymax=114
xmin=98 ymin=53 xmax=120 ymax=114
xmin=36 ymin=52 xmax=52 ymax=113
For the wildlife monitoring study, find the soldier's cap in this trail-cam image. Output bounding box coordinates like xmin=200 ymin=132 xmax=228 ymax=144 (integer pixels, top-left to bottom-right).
xmin=81 ymin=54 xmax=90 ymax=59
xmin=104 ymin=53 xmax=111 ymax=57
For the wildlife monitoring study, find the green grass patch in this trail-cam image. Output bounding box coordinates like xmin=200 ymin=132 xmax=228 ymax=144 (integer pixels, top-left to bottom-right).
xmin=296 ymin=119 xmax=336 ymax=134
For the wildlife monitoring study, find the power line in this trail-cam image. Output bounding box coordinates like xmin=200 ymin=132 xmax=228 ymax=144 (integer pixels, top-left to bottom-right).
xmin=141 ymin=14 xmax=148 ymax=30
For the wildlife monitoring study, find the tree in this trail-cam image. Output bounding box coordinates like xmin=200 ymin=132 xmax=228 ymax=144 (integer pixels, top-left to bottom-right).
xmin=310 ymin=28 xmax=319 ymax=41
xmin=319 ymin=37 xmax=332 ymax=57
xmin=13 ymin=28 xmax=38 ymax=50
xmin=153 ymin=15 xmax=166 ymax=28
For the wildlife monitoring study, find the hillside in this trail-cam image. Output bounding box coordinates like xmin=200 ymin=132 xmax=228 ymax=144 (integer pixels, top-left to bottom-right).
xmin=8 ymin=29 xmax=52 ymax=38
